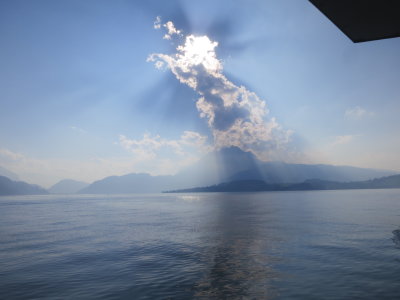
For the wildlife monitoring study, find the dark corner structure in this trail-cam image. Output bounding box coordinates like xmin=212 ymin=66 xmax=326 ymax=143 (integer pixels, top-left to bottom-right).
xmin=309 ymin=0 xmax=400 ymax=43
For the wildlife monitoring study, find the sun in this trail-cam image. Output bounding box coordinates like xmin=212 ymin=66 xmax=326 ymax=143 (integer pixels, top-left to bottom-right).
xmin=177 ymin=35 xmax=221 ymax=71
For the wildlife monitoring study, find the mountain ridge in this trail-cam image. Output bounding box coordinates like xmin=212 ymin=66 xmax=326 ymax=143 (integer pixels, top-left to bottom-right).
xmin=165 ymin=174 xmax=400 ymax=193
xmin=0 ymin=175 xmax=48 ymax=195
xmin=79 ymin=147 xmax=396 ymax=194
xmin=49 ymin=179 xmax=89 ymax=194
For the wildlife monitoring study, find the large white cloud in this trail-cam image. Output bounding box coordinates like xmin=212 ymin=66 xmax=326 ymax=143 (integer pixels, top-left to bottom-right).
xmin=148 ymin=19 xmax=292 ymax=161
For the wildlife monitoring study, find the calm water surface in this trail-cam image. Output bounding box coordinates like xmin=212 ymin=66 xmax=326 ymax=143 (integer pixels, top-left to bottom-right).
xmin=1 ymin=189 xmax=400 ymax=299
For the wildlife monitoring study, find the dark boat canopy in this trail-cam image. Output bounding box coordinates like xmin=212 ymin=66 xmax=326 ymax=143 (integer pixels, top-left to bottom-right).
xmin=309 ymin=0 xmax=400 ymax=42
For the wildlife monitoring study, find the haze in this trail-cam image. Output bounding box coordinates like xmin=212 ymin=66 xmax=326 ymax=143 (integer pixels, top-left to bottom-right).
xmin=0 ymin=0 xmax=399 ymax=187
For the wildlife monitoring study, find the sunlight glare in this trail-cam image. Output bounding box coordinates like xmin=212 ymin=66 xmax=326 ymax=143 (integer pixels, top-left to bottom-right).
xmin=178 ymin=35 xmax=221 ymax=71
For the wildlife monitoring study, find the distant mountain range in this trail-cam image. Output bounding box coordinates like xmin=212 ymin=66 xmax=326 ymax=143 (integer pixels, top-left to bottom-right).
xmin=79 ymin=173 xmax=176 ymax=194
xmin=0 ymin=175 xmax=48 ymax=195
xmin=48 ymin=179 xmax=89 ymax=194
xmin=0 ymin=147 xmax=397 ymax=195
xmin=165 ymin=174 xmax=400 ymax=193
xmin=79 ymin=147 xmax=396 ymax=194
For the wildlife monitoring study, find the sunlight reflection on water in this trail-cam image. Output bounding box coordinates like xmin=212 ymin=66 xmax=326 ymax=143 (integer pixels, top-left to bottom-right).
xmin=0 ymin=190 xmax=400 ymax=299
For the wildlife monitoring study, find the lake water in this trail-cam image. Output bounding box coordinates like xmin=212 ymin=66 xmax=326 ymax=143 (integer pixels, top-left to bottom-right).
xmin=1 ymin=189 xmax=400 ymax=299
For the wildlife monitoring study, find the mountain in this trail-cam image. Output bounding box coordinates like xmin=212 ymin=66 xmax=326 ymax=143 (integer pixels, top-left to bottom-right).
xmin=0 ymin=175 xmax=48 ymax=195
xmin=358 ymin=174 xmax=400 ymax=189
xmin=228 ymin=161 xmax=395 ymax=183
xmin=0 ymin=166 xmax=19 ymax=181
xmin=165 ymin=174 xmax=400 ymax=193
xmin=49 ymin=179 xmax=89 ymax=194
xmin=175 ymin=147 xmax=394 ymax=185
xmin=79 ymin=147 xmax=261 ymax=194
xmin=173 ymin=146 xmax=259 ymax=187
xmin=79 ymin=147 xmax=396 ymax=194
xmin=79 ymin=173 xmax=176 ymax=194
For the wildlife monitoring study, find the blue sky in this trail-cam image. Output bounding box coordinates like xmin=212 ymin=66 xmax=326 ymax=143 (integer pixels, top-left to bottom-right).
xmin=0 ymin=0 xmax=399 ymax=187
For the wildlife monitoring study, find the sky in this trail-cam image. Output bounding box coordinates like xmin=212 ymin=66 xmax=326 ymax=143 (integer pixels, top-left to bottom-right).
xmin=0 ymin=0 xmax=399 ymax=187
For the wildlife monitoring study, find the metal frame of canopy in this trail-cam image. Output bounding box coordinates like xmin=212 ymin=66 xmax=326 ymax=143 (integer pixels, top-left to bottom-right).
xmin=309 ymin=0 xmax=400 ymax=42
